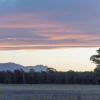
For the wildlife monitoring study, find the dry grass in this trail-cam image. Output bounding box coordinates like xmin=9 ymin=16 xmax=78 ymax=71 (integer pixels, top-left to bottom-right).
xmin=0 ymin=84 xmax=100 ymax=100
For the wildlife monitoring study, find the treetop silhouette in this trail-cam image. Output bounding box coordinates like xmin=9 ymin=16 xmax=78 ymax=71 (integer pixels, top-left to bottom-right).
xmin=90 ymin=48 xmax=100 ymax=72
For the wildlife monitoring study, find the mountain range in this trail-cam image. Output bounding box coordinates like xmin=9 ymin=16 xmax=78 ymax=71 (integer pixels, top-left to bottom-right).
xmin=0 ymin=62 xmax=48 ymax=72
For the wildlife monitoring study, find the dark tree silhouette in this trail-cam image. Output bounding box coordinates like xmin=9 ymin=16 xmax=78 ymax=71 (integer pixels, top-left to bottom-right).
xmin=90 ymin=48 xmax=100 ymax=84
xmin=90 ymin=48 xmax=100 ymax=72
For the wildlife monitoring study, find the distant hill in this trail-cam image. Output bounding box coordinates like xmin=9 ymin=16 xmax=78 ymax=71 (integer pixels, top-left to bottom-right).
xmin=27 ymin=65 xmax=48 ymax=72
xmin=0 ymin=62 xmax=48 ymax=72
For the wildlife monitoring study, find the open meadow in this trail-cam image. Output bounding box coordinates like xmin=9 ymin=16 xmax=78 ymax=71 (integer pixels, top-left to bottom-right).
xmin=0 ymin=84 xmax=100 ymax=100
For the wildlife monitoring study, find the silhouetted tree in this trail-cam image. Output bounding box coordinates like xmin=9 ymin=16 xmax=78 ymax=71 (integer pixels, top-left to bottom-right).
xmin=90 ymin=48 xmax=100 ymax=72
xmin=90 ymin=48 xmax=100 ymax=84
xmin=47 ymin=68 xmax=57 ymax=72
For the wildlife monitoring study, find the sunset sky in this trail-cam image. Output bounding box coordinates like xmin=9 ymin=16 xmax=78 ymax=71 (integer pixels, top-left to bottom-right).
xmin=0 ymin=0 xmax=99 ymax=71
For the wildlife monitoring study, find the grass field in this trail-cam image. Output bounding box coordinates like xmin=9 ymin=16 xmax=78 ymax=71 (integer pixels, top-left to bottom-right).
xmin=0 ymin=84 xmax=100 ymax=100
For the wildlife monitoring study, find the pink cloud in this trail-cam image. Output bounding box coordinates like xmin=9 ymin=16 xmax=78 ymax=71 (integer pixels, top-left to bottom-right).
xmin=0 ymin=13 xmax=99 ymax=50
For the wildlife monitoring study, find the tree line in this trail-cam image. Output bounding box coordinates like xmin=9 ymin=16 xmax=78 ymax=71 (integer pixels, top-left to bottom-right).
xmin=0 ymin=48 xmax=99 ymax=84
xmin=0 ymin=69 xmax=98 ymax=84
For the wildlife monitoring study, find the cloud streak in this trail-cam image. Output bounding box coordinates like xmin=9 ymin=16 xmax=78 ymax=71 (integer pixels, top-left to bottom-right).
xmin=0 ymin=0 xmax=99 ymax=50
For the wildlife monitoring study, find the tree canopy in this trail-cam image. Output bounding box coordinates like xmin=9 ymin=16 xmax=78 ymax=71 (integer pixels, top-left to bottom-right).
xmin=90 ymin=48 xmax=100 ymax=72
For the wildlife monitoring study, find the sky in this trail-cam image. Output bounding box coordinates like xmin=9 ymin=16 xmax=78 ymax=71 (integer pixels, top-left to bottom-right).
xmin=0 ymin=0 xmax=99 ymax=71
